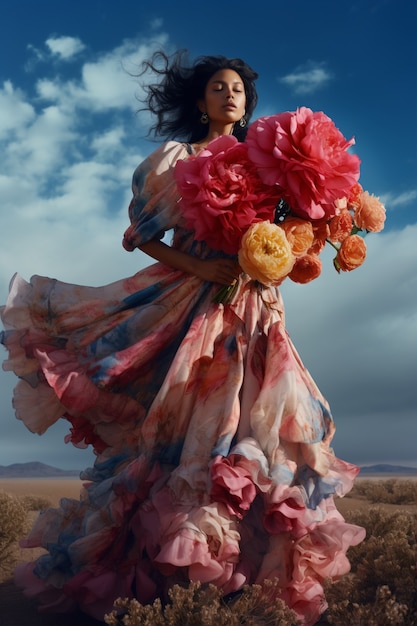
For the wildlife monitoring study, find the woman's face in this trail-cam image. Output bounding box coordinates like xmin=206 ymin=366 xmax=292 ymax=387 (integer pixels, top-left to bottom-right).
xmin=199 ymin=68 xmax=246 ymax=127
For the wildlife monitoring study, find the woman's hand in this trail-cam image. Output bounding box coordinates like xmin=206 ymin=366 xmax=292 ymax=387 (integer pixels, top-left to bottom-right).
xmin=193 ymin=257 xmax=241 ymax=285
xmin=138 ymin=239 xmax=241 ymax=285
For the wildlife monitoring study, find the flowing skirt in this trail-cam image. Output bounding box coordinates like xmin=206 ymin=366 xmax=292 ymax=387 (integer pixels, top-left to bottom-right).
xmin=0 ymin=264 xmax=365 ymax=625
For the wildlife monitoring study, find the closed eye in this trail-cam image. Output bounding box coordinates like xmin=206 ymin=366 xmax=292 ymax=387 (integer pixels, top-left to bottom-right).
xmin=211 ymin=81 xmax=244 ymax=92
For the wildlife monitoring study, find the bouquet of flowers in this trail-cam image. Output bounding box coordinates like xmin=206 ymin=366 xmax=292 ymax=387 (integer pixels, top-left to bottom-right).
xmin=174 ymin=107 xmax=386 ymax=301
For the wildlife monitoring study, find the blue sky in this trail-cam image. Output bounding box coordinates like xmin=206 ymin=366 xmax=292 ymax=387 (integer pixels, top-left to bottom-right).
xmin=0 ymin=0 xmax=416 ymax=470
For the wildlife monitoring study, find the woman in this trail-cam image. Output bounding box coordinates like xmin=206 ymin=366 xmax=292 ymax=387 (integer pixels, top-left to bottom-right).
xmin=0 ymin=51 xmax=364 ymax=625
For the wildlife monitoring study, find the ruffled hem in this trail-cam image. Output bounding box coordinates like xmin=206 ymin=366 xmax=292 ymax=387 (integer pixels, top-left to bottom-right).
xmin=12 ymin=444 xmax=365 ymax=625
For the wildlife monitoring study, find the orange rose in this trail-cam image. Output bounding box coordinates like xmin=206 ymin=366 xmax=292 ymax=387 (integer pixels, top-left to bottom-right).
xmin=335 ymin=234 xmax=367 ymax=272
xmin=289 ymin=253 xmax=322 ymax=284
xmin=353 ymin=191 xmax=386 ymax=232
xmin=238 ymin=221 xmax=295 ymax=286
xmin=308 ymin=218 xmax=330 ymax=255
xmin=328 ymin=209 xmax=353 ymax=243
xmin=280 ymin=216 xmax=314 ymax=256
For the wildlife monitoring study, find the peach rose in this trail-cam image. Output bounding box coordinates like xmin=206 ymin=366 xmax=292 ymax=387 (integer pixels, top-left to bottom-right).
xmin=280 ymin=217 xmax=314 ymax=256
xmin=335 ymin=234 xmax=367 ymax=272
xmin=334 ymin=197 xmax=348 ymax=212
xmin=238 ymin=221 xmax=295 ymax=286
xmin=328 ymin=209 xmax=353 ymax=243
xmin=289 ymin=253 xmax=322 ymax=284
xmin=353 ymin=191 xmax=386 ymax=232
xmin=347 ymin=182 xmax=364 ymax=210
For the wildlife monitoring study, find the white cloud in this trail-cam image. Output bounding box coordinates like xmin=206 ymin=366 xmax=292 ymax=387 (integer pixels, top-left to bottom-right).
xmin=77 ymin=37 xmax=170 ymax=111
xmin=0 ymin=34 xmax=174 ymax=243
xmin=45 ymin=35 xmax=86 ymax=60
xmin=35 ymin=78 xmax=62 ymax=102
xmin=3 ymin=104 xmax=77 ymax=180
xmin=91 ymin=126 xmax=127 ymax=158
xmin=380 ymin=189 xmax=417 ymax=209
xmin=0 ymin=152 xmax=144 ymax=300
xmin=0 ymin=81 xmax=35 ymax=138
xmin=0 ymin=34 xmax=172 ymax=300
xmin=280 ymin=61 xmax=333 ymax=94
xmin=33 ymin=37 xmax=169 ymax=116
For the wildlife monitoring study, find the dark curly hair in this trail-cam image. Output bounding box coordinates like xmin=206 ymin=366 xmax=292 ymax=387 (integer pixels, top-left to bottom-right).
xmin=138 ymin=49 xmax=259 ymax=143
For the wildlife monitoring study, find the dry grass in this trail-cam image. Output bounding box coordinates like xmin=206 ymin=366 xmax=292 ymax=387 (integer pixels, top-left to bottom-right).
xmin=0 ymin=478 xmax=84 ymax=583
xmin=324 ymin=504 xmax=417 ymax=625
xmin=336 ymin=476 xmax=417 ymax=517
xmin=0 ymin=491 xmax=27 ymax=572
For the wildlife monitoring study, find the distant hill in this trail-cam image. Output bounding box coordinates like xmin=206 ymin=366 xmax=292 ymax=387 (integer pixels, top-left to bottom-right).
xmin=359 ymin=464 xmax=417 ymax=475
xmin=0 ymin=462 xmax=80 ymax=478
xmin=1 ymin=461 xmax=416 ymax=479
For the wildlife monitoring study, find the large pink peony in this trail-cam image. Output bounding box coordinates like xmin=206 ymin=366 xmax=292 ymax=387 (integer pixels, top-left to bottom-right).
xmin=174 ymin=135 xmax=281 ymax=255
xmin=246 ymin=107 xmax=361 ymax=220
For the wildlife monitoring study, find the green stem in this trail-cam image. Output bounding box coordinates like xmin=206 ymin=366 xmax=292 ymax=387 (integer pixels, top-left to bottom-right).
xmin=212 ymin=280 xmax=239 ymax=304
xmin=326 ymin=238 xmax=340 ymax=251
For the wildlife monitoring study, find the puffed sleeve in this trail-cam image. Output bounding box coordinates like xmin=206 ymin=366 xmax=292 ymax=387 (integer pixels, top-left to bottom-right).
xmin=122 ymin=141 xmax=190 ymax=251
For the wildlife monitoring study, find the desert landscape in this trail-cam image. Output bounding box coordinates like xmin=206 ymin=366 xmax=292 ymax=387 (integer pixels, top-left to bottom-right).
xmin=0 ymin=478 xmax=101 ymax=626
xmin=1 ymin=473 xmax=416 ymax=626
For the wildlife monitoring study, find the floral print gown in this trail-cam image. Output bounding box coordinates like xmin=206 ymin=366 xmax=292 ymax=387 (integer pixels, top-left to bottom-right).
xmin=0 ymin=141 xmax=365 ymax=626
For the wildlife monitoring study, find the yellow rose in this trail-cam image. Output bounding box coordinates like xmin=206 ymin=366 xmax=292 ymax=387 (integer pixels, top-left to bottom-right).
xmin=238 ymin=221 xmax=295 ymax=286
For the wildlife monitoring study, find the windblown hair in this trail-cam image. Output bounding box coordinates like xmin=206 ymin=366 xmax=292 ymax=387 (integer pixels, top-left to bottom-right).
xmin=138 ymin=50 xmax=259 ymax=143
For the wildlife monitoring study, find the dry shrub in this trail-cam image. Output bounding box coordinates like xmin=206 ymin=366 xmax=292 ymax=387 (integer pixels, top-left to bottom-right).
xmin=325 ymin=506 xmax=417 ymax=626
xmin=325 ymin=584 xmax=409 ymax=626
xmin=104 ymin=579 xmax=300 ymax=626
xmin=0 ymin=490 xmax=27 ymax=569
xmin=18 ymin=494 xmax=52 ymax=511
xmin=348 ymin=478 xmax=417 ymax=504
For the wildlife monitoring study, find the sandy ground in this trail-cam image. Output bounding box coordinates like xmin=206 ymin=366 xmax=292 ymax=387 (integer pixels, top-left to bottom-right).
xmin=1 ymin=476 xmax=416 ymax=626
xmin=0 ymin=478 xmax=84 ymax=505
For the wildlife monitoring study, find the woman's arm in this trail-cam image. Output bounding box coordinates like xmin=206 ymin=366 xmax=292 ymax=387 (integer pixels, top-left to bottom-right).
xmin=139 ymin=239 xmax=241 ymax=285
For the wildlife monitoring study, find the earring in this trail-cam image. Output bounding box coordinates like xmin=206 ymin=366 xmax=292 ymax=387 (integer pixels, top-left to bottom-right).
xmin=200 ymin=112 xmax=209 ymax=124
xmin=239 ymin=116 xmax=247 ymax=128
